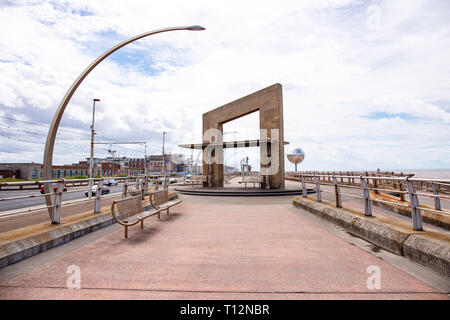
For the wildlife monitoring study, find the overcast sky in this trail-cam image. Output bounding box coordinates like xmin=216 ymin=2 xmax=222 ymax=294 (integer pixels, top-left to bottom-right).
xmin=0 ymin=0 xmax=449 ymax=171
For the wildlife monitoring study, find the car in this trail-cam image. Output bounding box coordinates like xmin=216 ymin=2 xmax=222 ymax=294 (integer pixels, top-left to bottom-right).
xmin=185 ymin=175 xmax=192 ymax=182
xmin=40 ymin=184 xmax=68 ymax=194
xmin=169 ymin=177 xmax=177 ymax=184
xmin=84 ymin=185 xmax=110 ymax=197
xmin=103 ymin=178 xmax=118 ymax=186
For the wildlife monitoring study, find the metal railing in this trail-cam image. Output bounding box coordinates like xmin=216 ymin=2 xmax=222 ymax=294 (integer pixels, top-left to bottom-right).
xmin=287 ymin=170 xmax=450 ymax=194
xmin=296 ymin=173 xmax=450 ymax=231
xmin=0 ymin=175 xmax=170 ymax=225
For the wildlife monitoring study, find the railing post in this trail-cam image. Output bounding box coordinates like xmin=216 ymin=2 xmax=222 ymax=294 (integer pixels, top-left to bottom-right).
xmin=301 ymin=175 xmax=307 ymax=197
xmin=51 ymin=180 xmax=64 ymax=224
xmin=405 ymin=177 xmax=423 ymax=231
xmin=399 ymin=179 xmax=405 ymax=201
xmin=122 ymin=178 xmax=129 ymax=198
xmin=373 ymin=178 xmax=378 ymax=195
xmin=431 ymin=182 xmax=441 ymax=211
xmin=94 ymin=179 xmax=103 ymax=213
xmin=333 ymin=175 xmax=341 ymax=207
xmin=314 ymin=176 xmax=321 ymax=202
xmin=360 ymin=176 xmax=372 ymax=216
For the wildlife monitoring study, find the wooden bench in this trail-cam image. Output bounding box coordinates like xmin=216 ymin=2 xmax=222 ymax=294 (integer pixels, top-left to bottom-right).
xmin=111 ymin=195 xmax=162 ymax=239
xmin=150 ymin=189 xmax=182 ymax=215
xmin=239 ymin=176 xmax=263 ymax=188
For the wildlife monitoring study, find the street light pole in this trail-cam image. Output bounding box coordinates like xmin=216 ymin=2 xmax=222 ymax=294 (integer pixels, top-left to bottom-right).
xmin=42 ymin=25 xmax=205 ymax=222
xmin=162 ymin=132 xmax=167 ymax=176
xmin=88 ymin=98 xmax=100 ymax=199
xmin=144 ymin=143 xmax=148 ymax=175
xmin=89 ymin=98 xmax=100 ymax=179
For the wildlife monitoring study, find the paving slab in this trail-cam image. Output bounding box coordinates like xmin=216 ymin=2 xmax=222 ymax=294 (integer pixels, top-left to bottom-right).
xmin=0 ymin=195 xmax=447 ymax=300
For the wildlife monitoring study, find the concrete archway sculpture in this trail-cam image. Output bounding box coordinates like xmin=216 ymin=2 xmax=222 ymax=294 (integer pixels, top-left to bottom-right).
xmin=202 ymin=83 xmax=285 ymax=189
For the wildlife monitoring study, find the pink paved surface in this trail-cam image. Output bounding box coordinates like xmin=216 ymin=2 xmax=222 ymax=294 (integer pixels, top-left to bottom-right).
xmin=0 ymin=196 xmax=447 ymax=299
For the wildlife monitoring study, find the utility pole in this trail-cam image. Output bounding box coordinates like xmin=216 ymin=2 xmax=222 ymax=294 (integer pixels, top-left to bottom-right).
xmin=162 ymin=132 xmax=167 ymax=176
xmin=144 ymin=143 xmax=148 ymax=175
xmin=88 ymin=98 xmax=100 ymax=199
xmin=190 ymin=149 xmax=193 ymax=175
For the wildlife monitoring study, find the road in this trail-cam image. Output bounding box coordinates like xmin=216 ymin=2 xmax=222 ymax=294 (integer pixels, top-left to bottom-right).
xmin=0 ymin=185 xmax=123 ymax=212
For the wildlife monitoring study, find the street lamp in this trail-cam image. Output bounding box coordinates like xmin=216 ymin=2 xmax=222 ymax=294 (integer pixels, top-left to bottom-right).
xmin=88 ymin=98 xmax=100 ymax=199
xmin=162 ymin=132 xmax=167 ymax=175
xmin=42 ymin=25 xmax=205 ymax=223
xmin=89 ymin=98 xmax=100 ymax=178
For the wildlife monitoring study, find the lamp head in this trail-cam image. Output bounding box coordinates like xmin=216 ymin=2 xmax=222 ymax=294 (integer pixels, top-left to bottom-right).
xmin=185 ymin=25 xmax=205 ymax=31
xmin=93 ymin=98 xmax=100 ymax=102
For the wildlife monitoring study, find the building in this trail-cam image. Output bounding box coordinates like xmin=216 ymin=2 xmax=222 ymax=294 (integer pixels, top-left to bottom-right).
xmin=1 ymin=153 xmax=188 ymax=180
xmin=51 ymin=160 xmax=104 ymax=179
xmin=0 ymin=161 xmax=101 ymax=180
xmin=0 ymin=163 xmax=43 ymax=180
xmin=146 ymin=154 xmax=182 ymax=174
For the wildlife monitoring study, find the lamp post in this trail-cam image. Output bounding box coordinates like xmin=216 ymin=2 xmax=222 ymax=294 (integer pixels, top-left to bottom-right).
xmin=42 ymin=25 xmax=205 ymax=223
xmin=162 ymin=132 xmax=167 ymax=175
xmin=144 ymin=143 xmax=148 ymax=175
xmin=88 ymin=98 xmax=100 ymax=199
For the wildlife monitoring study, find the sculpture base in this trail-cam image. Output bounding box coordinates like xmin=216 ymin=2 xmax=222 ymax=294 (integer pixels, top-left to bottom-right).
xmin=174 ymin=186 xmax=315 ymax=197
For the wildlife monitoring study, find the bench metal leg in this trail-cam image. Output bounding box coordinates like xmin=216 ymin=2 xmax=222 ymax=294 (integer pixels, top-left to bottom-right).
xmin=158 ymin=212 xmax=160 ymax=219
xmin=167 ymin=207 xmax=170 ymax=215
xmin=141 ymin=220 xmax=144 ymax=229
xmin=124 ymin=226 xmax=128 ymax=239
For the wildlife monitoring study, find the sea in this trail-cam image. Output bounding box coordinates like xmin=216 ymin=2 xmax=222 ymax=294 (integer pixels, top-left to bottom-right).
xmin=385 ymin=169 xmax=450 ymax=179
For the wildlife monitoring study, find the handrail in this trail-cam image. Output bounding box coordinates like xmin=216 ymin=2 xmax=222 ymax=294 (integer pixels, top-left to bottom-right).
xmin=0 ymin=174 xmax=168 ymax=225
xmin=292 ymin=172 xmax=449 ymax=231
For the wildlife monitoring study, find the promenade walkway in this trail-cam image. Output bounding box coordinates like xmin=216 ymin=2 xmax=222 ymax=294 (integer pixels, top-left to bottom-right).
xmin=0 ymin=193 xmax=448 ymax=299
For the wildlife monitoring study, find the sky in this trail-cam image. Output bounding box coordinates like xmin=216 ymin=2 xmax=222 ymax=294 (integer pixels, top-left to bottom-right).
xmin=0 ymin=0 xmax=449 ymax=172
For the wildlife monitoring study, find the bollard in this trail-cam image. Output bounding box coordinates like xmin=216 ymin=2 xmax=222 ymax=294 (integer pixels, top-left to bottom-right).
xmin=94 ymin=179 xmax=103 ymax=213
xmin=51 ymin=181 xmax=64 ymax=224
xmin=333 ymin=175 xmax=342 ymax=208
xmin=301 ymin=175 xmax=307 ymax=197
xmin=360 ymin=177 xmax=372 ymax=216
xmin=431 ymin=182 xmax=441 ymax=211
xmin=314 ymin=176 xmax=321 ymax=202
xmin=405 ymin=177 xmax=423 ymax=231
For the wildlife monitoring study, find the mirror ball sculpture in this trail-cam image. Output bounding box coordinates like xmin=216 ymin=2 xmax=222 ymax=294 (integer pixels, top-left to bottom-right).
xmin=287 ymin=147 xmax=305 ymax=172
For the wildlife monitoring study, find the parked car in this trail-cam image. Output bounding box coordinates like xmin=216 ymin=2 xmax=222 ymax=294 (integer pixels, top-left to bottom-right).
xmin=84 ymin=185 xmax=110 ymax=197
xmin=185 ymin=175 xmax=192 ymax=182
xmin=169 ymin=177 xmax=177 ymax=184
xmin=40 ymin=184 xmax=68 ymax=194
xmin=103 ymin=178 xmax=118 ymax=186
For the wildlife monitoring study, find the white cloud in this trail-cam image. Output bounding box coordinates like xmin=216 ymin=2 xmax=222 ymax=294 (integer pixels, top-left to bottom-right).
xmin=0 ymin=0 xmax=449 ymax=172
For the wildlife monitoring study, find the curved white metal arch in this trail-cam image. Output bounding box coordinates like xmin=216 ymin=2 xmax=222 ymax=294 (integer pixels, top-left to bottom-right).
xmin=43 ymin=25 xmax=205 ymax=222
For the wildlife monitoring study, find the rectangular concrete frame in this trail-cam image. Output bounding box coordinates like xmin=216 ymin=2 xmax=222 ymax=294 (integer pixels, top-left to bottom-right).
xmin=202 ymin=83 xmax=285 ymax=189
